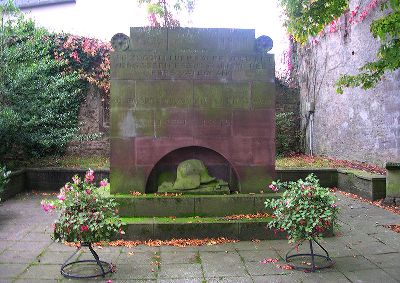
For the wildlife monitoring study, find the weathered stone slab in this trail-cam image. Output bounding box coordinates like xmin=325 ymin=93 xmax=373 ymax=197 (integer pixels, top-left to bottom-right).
xmin=130 ymin=27 xmax=167 ymax=50
xmin=167 ymin=28 xmax=255 ymax=51
xmin=337 ymin=169 xmax=386 ymax=200
xmin=384 ymin=162 xmax=400 ymax=204
xmin=110 ymin=28 xmax=276 ymax=193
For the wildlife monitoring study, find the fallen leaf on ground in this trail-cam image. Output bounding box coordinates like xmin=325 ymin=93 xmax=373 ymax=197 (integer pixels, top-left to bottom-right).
xmin=79 ymin=238 xmax=240 ymax=248
xmin=383 ymin=224 xmax=400 ymax=233
xmin=337 ymin=190 xmax=400 ymax=215
xmin=223 ymin=213 xmax=270 ymax=221
xmin=260 ymin=258 xmax=279 ymax=264
xmin=276 ymin=264 xmax=293 ymax=270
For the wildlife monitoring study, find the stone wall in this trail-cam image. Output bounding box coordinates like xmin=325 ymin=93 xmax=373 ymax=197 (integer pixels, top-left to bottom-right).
xmin=297 ymin=1 xmax=400 ymax=166
xmin=65 ymin=81 xmax=298 ymax=158
xmin=66 ymin=87 xmax=110 ymax=156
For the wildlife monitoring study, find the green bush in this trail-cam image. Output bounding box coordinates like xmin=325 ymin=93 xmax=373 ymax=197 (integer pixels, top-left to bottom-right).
xmin=0 ymin=5 xmax=85 ymax=158
xmin=276 ymin=112 xmax=301 ymax=156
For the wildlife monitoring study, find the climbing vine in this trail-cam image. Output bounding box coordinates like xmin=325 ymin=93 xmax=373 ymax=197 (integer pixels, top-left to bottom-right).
xmin=279 ymin=0 xmax=399 ymax=92
xmin=336 ymin=0 xmax=400 ymax=93
xmin=278 ymin=0 xmax=349 ymax=43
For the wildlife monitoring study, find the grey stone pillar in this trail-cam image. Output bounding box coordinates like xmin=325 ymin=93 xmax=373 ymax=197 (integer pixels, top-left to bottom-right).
xmin=384 ymin=162 xmax=400 ymax=205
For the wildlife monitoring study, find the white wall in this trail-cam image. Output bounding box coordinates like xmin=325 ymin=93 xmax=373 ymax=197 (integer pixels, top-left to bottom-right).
xmin=21 ymin=0 xmax=148 ymax=41
xmin=21 ymin=0 xmax=287 ymax=54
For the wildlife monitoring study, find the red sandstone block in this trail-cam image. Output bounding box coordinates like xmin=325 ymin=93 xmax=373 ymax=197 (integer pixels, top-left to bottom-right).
xmin=232 ymin=109 xmax=275 ymax=137
xmin=157 ymin=146 xmax=229 ymax=165
xmin=135 ymin=137 xmax=195 ymax=165
xmin=155 ymin=108 xmax=194 ymax=137
xmin=192 ymin=109 xmax=232 ymax=138
xmin=251 ymin=138 xmax=275 ymax=165
xmin=110 ymin=138 xmax=136 ymax=168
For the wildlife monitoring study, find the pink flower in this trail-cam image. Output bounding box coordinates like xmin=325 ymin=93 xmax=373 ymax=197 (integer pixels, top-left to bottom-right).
xmin=63 ymin=184 xmax=72 ymax=192
xmin=268 ymin=184 xmax=278 ymax=192
xmin=41 ymin=201 xmax=56 ymax=213
xmin=99 ymin=179 xmax=108 ymax=187
xmin=85 ymin=169 xmax=94 ymax=183
xmin=331 ymin=203 xmax=338 ymax=208
xmin=57 ymin=194 xmax=65 ymax=201
xmin=80 ymin=225 xmax=89 ymax=232
xmin=70 ymin=51 xmax=80 ymax=63
xmin=72 ymin=175 xmax=80 ymax=185
xmin=86 ymin=188 xmax=92 ymax=195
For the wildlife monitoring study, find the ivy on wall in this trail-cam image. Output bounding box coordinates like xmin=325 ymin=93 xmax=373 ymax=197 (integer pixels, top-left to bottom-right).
xmin=0 ymin=2 xmax=112 ymax=160
xmin=278 ymin=0 xmax=399 ymax=92
xmin=278 ymin=0 xmax=349 ymax=44
xmin=336 ymin=0 xmax=400 ymax=93
xmin=0 ymin=8 xmax=84 ymax=158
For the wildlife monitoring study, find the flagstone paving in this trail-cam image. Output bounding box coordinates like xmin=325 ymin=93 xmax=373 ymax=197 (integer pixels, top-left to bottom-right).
xmin=0 ymin=193 xmax=399 ymax=282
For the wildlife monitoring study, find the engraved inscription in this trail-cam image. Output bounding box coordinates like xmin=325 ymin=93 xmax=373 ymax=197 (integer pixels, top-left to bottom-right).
xmin=111 ymin=52 xmax=273 ymax=80
xmin=201 ymin=119 xmax=231 ymax=127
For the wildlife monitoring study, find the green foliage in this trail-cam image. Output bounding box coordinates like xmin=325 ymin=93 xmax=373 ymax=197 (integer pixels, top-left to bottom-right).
xmin=0 ymin=4 xmax=85 ymax=158
xmin=276 ymin=112 xmax=301 ymax=156
xmin=336 ymin=1 xmax=400 ymax=93
xmin=41 ymin=169 xmax=123 ymax=243
xmin=265 ymin=174 xmax=339 ymax=243
xmin=279 ymin=0 xmax=348 ymax=43
xmin=0 ymin=165 xmax=11 ymax=200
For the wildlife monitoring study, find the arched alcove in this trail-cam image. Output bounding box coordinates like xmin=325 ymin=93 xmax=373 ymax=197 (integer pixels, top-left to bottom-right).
xmin=145 ymin=146 xmax=239 ymax=193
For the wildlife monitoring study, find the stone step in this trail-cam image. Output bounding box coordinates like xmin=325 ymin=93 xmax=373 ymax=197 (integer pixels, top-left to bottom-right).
xmin=115 ymin=193 xmax=280 ymax=217
xmin=120 ymin=217 xmax=287 ymax=241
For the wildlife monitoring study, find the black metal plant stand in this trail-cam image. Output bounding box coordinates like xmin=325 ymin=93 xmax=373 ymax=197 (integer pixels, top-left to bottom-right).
xmin=285 ymin=237 xmax=334 ymax=272
xmin=61 ymin=242 xmax=113 ymax=279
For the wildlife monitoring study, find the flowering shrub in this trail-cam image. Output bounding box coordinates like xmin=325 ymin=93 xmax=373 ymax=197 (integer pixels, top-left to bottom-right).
xmin=41 ymin=169 xmax=123 ymax=243
xmin=265 ymin=174 xmax=339 ymax=243
xmin=51 ymin=34 xmax=113 ymax=95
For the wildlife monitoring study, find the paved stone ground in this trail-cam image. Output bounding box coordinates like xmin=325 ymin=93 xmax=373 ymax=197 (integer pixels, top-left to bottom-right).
xmin=0 ymin=193 xmax=399 ymax=282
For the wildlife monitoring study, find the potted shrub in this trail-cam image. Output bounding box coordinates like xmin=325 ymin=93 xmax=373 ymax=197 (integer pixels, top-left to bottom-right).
xmin=265 ymin=173 xmax=339 ymax=271
xmin=41 ymin=169 xmax=123 ymax=279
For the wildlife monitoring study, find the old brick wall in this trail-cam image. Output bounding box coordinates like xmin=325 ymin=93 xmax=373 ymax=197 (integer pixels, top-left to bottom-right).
xmin=66 ymin=87 xmax=110 ymax=156
xmin=297 ymin=0 xmax=400 ymax=166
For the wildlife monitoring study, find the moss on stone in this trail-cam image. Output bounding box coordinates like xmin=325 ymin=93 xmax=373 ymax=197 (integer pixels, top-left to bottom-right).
xmin=158 ymin=159 xmax=229 ymax=194
xmin=121 ymin=216 xmax=272 ymax=224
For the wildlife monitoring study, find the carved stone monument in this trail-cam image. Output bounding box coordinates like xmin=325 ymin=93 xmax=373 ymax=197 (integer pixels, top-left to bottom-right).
xmin=110 ymin=27 xmax=276 ymax=194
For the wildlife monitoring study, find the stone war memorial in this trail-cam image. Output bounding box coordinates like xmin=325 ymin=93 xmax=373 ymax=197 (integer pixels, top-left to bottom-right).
xmin=110 ymin=27 xmax=276 ymax=196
